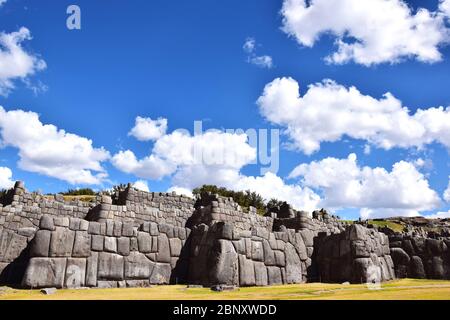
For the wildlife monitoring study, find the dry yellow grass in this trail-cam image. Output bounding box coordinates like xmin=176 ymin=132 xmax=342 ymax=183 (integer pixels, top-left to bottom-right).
xmin=1 ymin=279 xmax=450 ymax=300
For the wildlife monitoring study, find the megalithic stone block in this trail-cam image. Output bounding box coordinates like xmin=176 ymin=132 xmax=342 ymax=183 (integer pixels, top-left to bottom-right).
xmin=208 ymin=240 xmax=238 ymax=285
xmin=49 ymin=227 xmax=75 ymax=257
xmin=238 ymin=254 xmax=255 ymax=286
xmin=149 ymin=263 xmax=171 ymax=284
xmin=285 ymin=243 xmax=302 ymax=284
xmin=22 ymin=258 xmax=67 ymax=289
xmin=72 ymin=231 xmax=91 ymax=257
xmin=65 ymin=258 xmax=86 ymax=288
xmin=124 ymin=251 xmax=154 ymax=279
xmin=98 ymin=252 xmax=124 ymax=281
xmin=86 ymin=252 xmax=99 ymax=287
xmin=30 ymin=230 xmax=51 ymax=257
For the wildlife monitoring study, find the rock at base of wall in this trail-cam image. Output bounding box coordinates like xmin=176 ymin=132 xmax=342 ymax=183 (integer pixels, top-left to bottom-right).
xmin=409 ymin=256 xmax=426 ymax=279
xmin=208 ymin=240 xmax=238 ymax=286
xmin=65 ymin=258 xmax=86 ymax=288
xmin=124 ymin=251 xmax=154 ymax=279
xmin=22 ymin=258 xmax=67 ymax=288
xmin=149 ymin=263 xmax=171 ymax=284
xmin=238 ymin=255 xmax=255 ymax=286
xmin=97 ymin=252 xmax=124 ymax=281
xmin=267 ymin=266 xmax=282 ymax=285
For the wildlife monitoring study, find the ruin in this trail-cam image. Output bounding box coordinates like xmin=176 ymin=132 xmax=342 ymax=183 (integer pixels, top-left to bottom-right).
xmin=0 ymin=181 xmax=448 ymax=289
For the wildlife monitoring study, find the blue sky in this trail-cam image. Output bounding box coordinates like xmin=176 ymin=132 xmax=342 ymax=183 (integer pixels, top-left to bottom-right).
xmin=0 ymin=0 xmax=449 ymax=220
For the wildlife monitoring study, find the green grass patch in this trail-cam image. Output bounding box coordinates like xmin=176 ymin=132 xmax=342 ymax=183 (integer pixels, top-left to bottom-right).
xmin=2 ymin=279 xmax=450 ymax=300
xmin=369 ymin=220 xmax=404 ymax=233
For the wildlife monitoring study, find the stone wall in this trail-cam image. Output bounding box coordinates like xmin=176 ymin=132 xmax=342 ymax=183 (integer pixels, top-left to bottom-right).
xmin=316 ymin=224 xmax=395 ymax=283
xmin=188 ymin=222 xmax=310 ymax=286
xmin=22 ymin=215 xmax=191 ymax=288
xmin=191 ymin=194 xmax=273 ymax=231
xmin=389 ymin=234 xmax=450 ymax=279
xmin=90 ymin=188 xmax=195 ymax=228
xmin=0 ymin=181 xmax=400 ymax=289
xmin=0 ymin=182 xmax=96 ymax=284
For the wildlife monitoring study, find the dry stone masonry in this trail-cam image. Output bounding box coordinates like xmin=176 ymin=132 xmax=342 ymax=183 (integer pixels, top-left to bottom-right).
xmin=1 ymin=180 xmax=447 ymax=289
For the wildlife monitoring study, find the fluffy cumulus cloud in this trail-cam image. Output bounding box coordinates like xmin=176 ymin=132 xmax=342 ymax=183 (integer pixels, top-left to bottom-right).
xmin=113 ymin=118 xmax=319 ymax=211
xmin=281 ymin=0 xmax=450 ymax=65
xmin=257 ymin=77 xmax=450 ymax=155
xmin=243 ymin=37 xmax=273 ymax=69
xmin=444 ymin=178 xmax=450 ymax=202
xmin=234 ymin=172 xmax=320 ymax=212
xmin=425 ymin=210 xmax=450 ymax=219
xmin=128 ymin=116 xmax=168 ymax=141
xmin=133 ymin=180 xmax=150 ymax=192
xmin=289 ymin=153 xmax=442 ymax=218
xmin=0 ymin=166 xmax=14 ymax=189
xmin=113 ymin=127 xmax=256 ymax=184
xmin=0 ymin=106 xmax=110 ymax=185
xmin=441 ymin=0 xmax=450 ymax=17
xmin=0 ymin=27 xmax=46 ymax=96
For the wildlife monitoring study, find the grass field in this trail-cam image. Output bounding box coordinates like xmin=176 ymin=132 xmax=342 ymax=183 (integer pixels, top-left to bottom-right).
xmin=368 ymin=220 xmax=405 ymax=232
xmin=1 ymin=279 xmax=450 ymax=300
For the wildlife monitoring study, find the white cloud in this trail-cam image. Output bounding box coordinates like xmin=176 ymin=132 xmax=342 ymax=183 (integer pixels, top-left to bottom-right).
xmin=0 ymin=106 xmax=110 ymax=185
xmin=243 ymin=38 xmax=256 ymax=53
xmin=441 ymin=0 xmax=450 ymax=17
xmin=133 ymin=180 xmax=150 ymax=192
xmin=0 ymin=27 xmax=46 ymax=96
xmin=114 ymin=119 xmax=320 ymax=211
xmin=363 ymin=144 xmax=371 ymax=155
xmin=167 ymin=186 xmax=193 ymax=198
xmin=234 ymin=172 xmax=320 ymax=212
xmin=444 ymin=178 xmax=450 ymax=202
xmin=111 ymin=150 xmax=175 ymax=180
xmin=281 ymin=0 xmax=449 ymax=66
xmin=243 ymin=37 xmax=274 ymax=69
xmin=425 ymin=210 xmax=450 ymax=219
xmin=128 ymin=116 xmax=168 ymax=141
xmin=113 ymin=129 xmax=257 ymax=184
xmin=0 ymin=166 xmax=14 ymax=189
xmin=289 ymin=153 xmax=441 ymax=218
xmin=257 ymin=77 xmax=450 ymax=155
xmin=249 ymin=55 xmax=273 ymax=69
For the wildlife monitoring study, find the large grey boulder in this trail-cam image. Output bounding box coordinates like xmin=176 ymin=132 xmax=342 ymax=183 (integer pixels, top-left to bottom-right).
xmin=254 ymin=262 xmax=268 ymax=286
xmin=149 ymin=263 xmax=171 ymax=284
xmin=262 ymin=240 xmax=275 ymax=266
xmin=267 ymin=266 xmax=282 ymax=285
xmin=409 ymin=256 xmax=426 ymax=279
xmin=137 ymin=232 xmax=152 ymax=253
xmin=39 ymin=215 xmax=55 ymax=231
xmin=49 ymin=227 xmax=75 ymax=257
xmin=124 ymin=251 xmax=154 ymax=279
xmin=72 ymin=231 xmax=91 ymax=257
xmin=85 ymin=252 xmax=98 ymax=287
xmin=98 ymin=252 xmax=124 ymax=281
xmin=30 ymin=230 xmax=51 ymax=257
xmin=2 ymin=233 xmax=28 ymax=262
xmin=156 ymin=234 xmax=171 ymax=263
xmin=238 ymin=255 xmax=255 ymax=286
xmin=117 ymin=237 xmax=130 ymax=256
xmin=65 ymin=258 xmax=86 ymax=288
xmin=208 ymin=240 xmax=238 ymax=285
xmin=285 ymin=243 xmax=302 ymax=284
xmin=22 ymin=258 xmax=67 ymax=288
xmin=390 ymin=247 xmax=410 ymax=266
